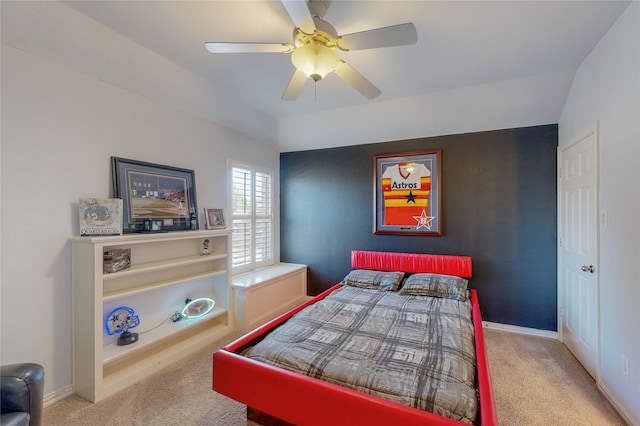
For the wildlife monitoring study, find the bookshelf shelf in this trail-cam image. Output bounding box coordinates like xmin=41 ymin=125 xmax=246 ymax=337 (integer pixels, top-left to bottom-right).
xmin=71 ymin=229 xmax=234 ymax=402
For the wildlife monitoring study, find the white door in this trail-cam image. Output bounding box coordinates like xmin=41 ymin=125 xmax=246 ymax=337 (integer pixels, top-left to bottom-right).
xmin=559 ymin=125 xmax=599 ymax=379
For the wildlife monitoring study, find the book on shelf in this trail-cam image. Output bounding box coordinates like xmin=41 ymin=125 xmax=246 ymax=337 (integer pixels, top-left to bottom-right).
xmin=79 ymin=198 xmax=123 ymax=236
xmin=103 ymin=248 xmax=131 ymax=274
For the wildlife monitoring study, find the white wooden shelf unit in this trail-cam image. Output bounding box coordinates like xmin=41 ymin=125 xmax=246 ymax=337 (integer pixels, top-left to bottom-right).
xmin=71 ymin=230 xmax=233 ymax=402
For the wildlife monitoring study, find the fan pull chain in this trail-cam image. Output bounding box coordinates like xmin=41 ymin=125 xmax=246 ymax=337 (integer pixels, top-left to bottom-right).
xmin=314 ymin=80 xmax=317 ymax=102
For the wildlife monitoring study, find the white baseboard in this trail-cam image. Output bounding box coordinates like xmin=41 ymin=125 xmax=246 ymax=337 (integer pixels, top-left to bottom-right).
xmin=44 ymin=384 xmax=73 ymax=407
xmin=599 ymin=382 xmax=639 ymax=426
xmin=482 ymin=321 xmax=558 ymax=340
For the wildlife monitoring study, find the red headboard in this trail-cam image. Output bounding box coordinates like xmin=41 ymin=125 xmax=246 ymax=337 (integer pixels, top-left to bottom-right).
xmin=351 ymin=250 xmax=472 ymax=278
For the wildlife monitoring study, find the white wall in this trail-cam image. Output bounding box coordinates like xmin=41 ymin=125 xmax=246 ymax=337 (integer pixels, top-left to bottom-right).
xmin=1 ymin=34 xmax=279 ymax=400
xmin=559 ymin=2 xmax=640 ymax=424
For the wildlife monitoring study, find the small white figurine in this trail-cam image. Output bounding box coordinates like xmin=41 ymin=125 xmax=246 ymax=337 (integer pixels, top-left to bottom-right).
xmin=202 ymin=238 xmax=210 ymax=255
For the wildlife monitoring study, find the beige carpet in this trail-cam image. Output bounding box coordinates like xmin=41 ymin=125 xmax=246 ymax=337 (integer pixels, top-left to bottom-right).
xmin=44 ymin=341 xmax=246 ymax=426
xmin=44 ymin=329 xmax=627 ymax=425
xmin=484 ymin=329 xmax=626 ymax=426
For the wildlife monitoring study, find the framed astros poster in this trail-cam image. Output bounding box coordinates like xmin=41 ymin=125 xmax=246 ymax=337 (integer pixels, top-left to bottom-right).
xmin=373 ymin=150 xmax=442 ymax=236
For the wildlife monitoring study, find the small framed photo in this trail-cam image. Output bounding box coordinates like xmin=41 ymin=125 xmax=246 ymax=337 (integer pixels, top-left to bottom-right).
xmin=205 ymin=208 xmax=225 ymax=229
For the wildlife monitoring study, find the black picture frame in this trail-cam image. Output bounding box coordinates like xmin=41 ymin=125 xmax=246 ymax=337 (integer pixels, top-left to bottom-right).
xmin=373 ymin=150 xmax=442 ymax=236
xmin=111 ymin=157 xmax=198 ymax=233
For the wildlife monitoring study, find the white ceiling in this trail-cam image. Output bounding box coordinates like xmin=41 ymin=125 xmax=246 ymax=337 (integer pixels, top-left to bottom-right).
xmin=4 ymin=1 xmax=631 ymax=151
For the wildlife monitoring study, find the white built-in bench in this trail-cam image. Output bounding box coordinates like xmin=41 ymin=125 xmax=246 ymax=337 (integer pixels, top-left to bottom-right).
xmin=232 ymin=263 xmax=308 ymax=333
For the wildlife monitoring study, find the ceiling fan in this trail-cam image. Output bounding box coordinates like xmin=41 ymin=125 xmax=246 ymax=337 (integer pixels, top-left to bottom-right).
xmin=204 ymin=0 xmax=417 ymax=101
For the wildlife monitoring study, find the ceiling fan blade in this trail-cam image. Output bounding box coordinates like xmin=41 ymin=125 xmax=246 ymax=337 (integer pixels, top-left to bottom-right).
xmin=281 ymin=0 xmax=316 ymax=34
xmin=333 ymin=61 xmax=381 ymax=100
xmin=338 ymin=23 xmax=417 ymax=51
xmin=205 ymin=42 xmax=293 ymax=54
xmin=282 ymin=69 xmax=308 ymax=101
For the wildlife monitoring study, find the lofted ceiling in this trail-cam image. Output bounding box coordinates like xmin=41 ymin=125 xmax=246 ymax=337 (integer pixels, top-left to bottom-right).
xmin=3 ymin=1 xmax=631 ymax=151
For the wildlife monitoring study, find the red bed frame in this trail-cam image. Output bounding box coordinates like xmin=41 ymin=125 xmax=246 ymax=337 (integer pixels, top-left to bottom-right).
xmin=213 ymin=251 xmax=498 ymax=425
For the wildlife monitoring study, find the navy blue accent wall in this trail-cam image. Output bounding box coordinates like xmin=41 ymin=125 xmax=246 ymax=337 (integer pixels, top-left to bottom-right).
xmin=280 ymin=125 xmax=558 ymax=331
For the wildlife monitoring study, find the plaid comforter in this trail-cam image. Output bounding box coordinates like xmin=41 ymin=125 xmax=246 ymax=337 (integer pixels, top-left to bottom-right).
xmin=243 ymin=286 xmax=478 ymax=424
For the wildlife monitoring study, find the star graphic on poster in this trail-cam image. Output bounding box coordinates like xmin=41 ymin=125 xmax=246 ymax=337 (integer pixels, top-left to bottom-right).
xmin=405 ymin=191 xmax=417 ymax=204
xmin=413 ymin=210 xmax=434 ymax=230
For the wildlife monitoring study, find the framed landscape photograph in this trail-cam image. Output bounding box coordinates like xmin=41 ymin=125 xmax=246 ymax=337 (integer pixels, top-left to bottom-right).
xmin=111 ymin=157 xmax=198 ymax=233
xmin=373 ymin=150 xmax=442 ymax=236
xmin=204 ymin=208 xmax=225 ymax=229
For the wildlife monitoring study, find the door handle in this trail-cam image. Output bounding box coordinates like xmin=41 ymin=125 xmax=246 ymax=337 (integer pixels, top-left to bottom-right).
xmin=581 ymin=265 xmax=595 ymax=273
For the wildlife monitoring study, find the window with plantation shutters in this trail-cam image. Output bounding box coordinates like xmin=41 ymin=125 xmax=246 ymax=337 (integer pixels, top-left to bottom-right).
xmin=229 ymin=162 xmax=273 ymax=274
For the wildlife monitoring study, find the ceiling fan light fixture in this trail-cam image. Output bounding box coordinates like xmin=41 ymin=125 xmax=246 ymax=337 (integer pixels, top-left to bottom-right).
xmin=291 ymin=44 xmax=339 ymax=81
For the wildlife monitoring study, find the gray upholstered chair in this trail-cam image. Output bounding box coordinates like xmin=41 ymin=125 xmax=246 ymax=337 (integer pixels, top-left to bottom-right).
xmin=0 ymin=363 xmax=44 ymax=426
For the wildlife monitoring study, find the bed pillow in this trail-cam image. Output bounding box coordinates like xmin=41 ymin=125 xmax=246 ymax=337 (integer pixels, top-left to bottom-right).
xmin=399 ymin=273 xmax=469 ymax=301
xmin=342 ymin=269 xmax=404 ymax=291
